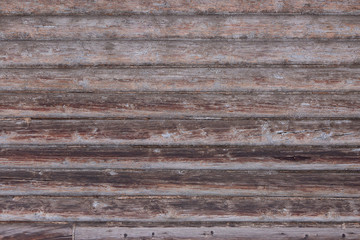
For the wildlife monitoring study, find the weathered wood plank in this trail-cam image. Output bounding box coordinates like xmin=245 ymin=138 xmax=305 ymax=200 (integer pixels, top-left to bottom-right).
xmin=0 ymin=223 xmax=72 ymax=240
xmin=2 ymin=15 xmax=360 ymax=40
xmin=66 ymin=221 xmax=360 ymax=228
xmin=0 ymin=0 xmax=359 ymax=15
xmin=1 ymin=119 xmax=359 ymax=144
xmin=0 ymin=196 xmax=359 ymax=222
xmin=1 ymin=144 xmax=360 ymax=170
xmin=0 ymin=169 xmax=359 ymax=197
xmin=75 ymin=226 xmax=360 ymax=240
xmin=1 ymin=41 xmax=360 ymax=68
xmin=1 ymin=67 xmax=360 ymax=92
xmin=1 ymin=92 xmax=360 ymax=118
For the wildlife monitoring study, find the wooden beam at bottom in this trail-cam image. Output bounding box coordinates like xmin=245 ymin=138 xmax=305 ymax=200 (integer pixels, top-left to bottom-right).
xmin=0 ymin=222 xmax=72 ymax=240
xmin=74 ymin=226 xmax=360 ymax=240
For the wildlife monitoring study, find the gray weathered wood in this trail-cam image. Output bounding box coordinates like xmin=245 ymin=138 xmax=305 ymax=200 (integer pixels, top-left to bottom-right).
xmin=0 ymin=223 xmax=72 ymax=240
xmin=1 ymin=92 xmax=360 ymax=118
xmin=0 ymin=168 xmax=359 ymax=197
xmin=0 ymin=196 xmax=359 ymax=222
xmin=0 ymin=0 xmax=359 ymax=15
xmin=1 ymin=67 xmax=360 ymax=92
xmin=1 ymin=15 xmax=360 ymax=40
xmin=1 ymin=41 xmax=360 ymax=68
xmin=75 ymin=226 xmax=360 ymax=240
xmin=1 ymin=119 xmax=359 ymax=144
xmin=1 ymin=0 xmax=360 ymax=234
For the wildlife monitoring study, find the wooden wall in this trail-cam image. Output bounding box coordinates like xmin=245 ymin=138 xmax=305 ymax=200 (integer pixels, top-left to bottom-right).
xmin=1 ymin=0 xmax=360 ymax=239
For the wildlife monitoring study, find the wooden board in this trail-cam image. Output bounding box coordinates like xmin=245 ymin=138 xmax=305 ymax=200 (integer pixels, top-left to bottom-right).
xmin=0 ymin=196 xmax=359 ymax=222
xmin=1 ymin=67 xmax=360 ymax=92
xmin=0 ymin=223 xmax=72 ymax=240
xmin=1 ymin=0 xmax=359 ymax=15
xmin=1 ymin=41 xmax=360 ymax=68
xmin=1 ymin=15 xmax=360 ymax=40
xmin=1 ymin=0 xmax=360 ymax=238
xmin=1 ymin=144 xmax=360 ymax=169
xmin=2 ymin=92 xmax=360 ymax=118
xmin=0 ymin=168 xmax=359 ymax=197
xmin=74 ymin=226 xmax=360 ymax=240
xmin=1 ymin=223 xmax=359 ymax=240
xmin=1 ymin=118 xmax=360 ymax=144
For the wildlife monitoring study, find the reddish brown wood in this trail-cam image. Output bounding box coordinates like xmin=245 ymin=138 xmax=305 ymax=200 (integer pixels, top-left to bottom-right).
xmin=0 ymin=0 xmax=359 ymax=15
xmin=1 ymin=68 xmax=360 ymax=92
xmin=1 ymin=41 xmax=360 ymax=68
xmin=1 ymin=15 xmax=360 ymax=40
xmin=1 ymin=0 xmax=360 ymax=234
xmin=1 ymin=119 xmax=359 ymax=144
xmin=1 ymin=92 xmax=360 ymax=118
xmin=1 ymin=144 xmax=360 ymax=169
xmin=0 ymin=169 xmax=359 ymax=197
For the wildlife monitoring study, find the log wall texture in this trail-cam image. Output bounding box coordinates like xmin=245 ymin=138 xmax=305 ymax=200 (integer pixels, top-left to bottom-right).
xmin=0 ymin=0 xmax=360 ymax=239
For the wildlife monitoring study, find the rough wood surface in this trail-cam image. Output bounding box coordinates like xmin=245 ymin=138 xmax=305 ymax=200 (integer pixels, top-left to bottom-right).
xmin=0 ymin=196 xmax=359 ymax=222
xmin=1 ymin=223 xmax=359 ymax=240
xmin=75 ymin=226 xmax=360 ymax=240
xmin=1 ymin=15 xmax=360 ymax=40
xmin=1 ymin=0 xmax=360 ymax=236
xmin=2 ymin=67 xmax=360 ymax=92
xmin=0 ymin=168 xmax=359 ymax=197
xmin=0 ymin=223 xmax=72 ymax=240
xmin=0 ymin=0 xmax=359 ymax=15
xmin=2 ymin=92 xmax=360 ymax=118
xmin=1 ymin=118 xmax=360 ymax=144
xmin=1 ymin=144 xmax=360 ymax=169
xmin=1 ymin=41 xmax=360 ymax=68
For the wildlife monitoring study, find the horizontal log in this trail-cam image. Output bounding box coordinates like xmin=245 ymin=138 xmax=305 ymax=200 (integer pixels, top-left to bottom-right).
xmin=1 ymin=92 xmax=360 ymax=118
xmin=1 ymin=15 xmax=360 ymax=40
xmin=1 ymin=67 xmax=360 ymax=92
xmin=1 ymin=144 xmax=360 ymax=169
xmin=1 ymin=41 xmax=360 ymax=68
xmin=0 ymin=222 xmax=359 ymax=239
xmin=0 ymin=223 xmax=72 ymax=240
xmin=62 ymin=221 xmax=360 ymax=228
xmin=0 ymin=196 xmax=359 ymax=222
xmin=0 ymin=168 xmax=359 ymax=197
xmin=75 ymin=226 xmax=360 ymax=240
xmin=1 ymin=119 xmax=360 ymax=145
xmin=0 ymin=0 xmax=359 ymax=15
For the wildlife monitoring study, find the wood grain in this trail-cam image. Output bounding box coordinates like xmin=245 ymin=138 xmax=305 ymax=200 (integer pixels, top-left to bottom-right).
xmin=1 ymin=0 xmax=360 ymax=233
xmin=0 ymin=196 xmax=359 ymax=222
xmin=1 ymin=119 xmax=359 ymax=144
xmin=0 ymin=223 xmax=72 ymax=240
xmin=1 ymin=92 xmax=360 ymax=118
xmin=75 ymin=226 xmax=360 ymax=240
xmin=1 ymin=67 xmax=360 ymax=92
xmin=0 ymin=0 xmax=359 ymax=15
xmin=0 ymin=168 xmax=359 ymax=197
xmin=1 ymin=144 xmax=360 ymax=169
xmin=1 ymin=15 xmax=360 ymax=40
xmin=1 ymin=41 xmax=360 ymax=68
